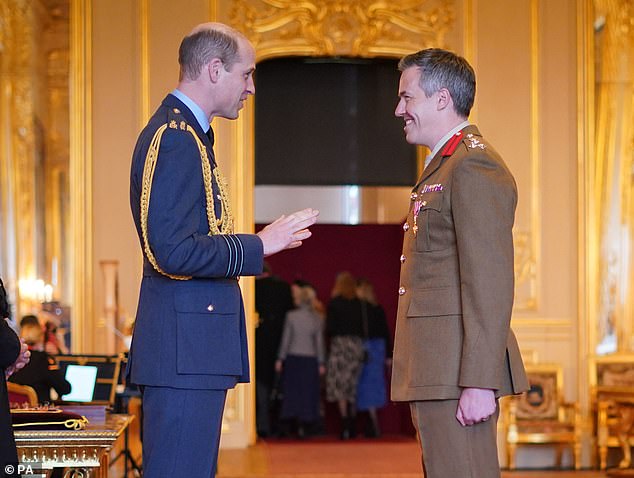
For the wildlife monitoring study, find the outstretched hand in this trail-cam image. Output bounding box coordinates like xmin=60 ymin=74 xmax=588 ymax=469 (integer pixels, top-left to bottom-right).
xmin=257 ymin=208 xmax=319 ymax=257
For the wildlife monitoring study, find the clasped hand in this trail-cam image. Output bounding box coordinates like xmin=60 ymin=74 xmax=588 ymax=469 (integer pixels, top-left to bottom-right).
xmin=5 ymin=338 xmax=30 ymax=379
xmin=456 ymin=387 xmax=496 ymax=426
xmin=257 ymin=208 xmax=319 ymax=257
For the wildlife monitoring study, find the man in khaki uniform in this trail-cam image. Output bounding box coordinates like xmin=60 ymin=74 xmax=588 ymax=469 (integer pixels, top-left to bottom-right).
xmin=391 ymin=48 xmax=528 ymax=478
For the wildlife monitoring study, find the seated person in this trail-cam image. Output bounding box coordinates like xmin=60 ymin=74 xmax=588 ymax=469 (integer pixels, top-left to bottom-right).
xmin=8 ymin=323 xmax=71 ymax=403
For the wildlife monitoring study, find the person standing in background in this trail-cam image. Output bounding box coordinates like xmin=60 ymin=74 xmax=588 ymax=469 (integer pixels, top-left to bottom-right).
xmin=390 ymin=48 xmax=528 ymax=477
xmin=275 ymin=284 xmax=325 ymax=438
xmin=127 ymin=22 xmax=318 ymax=477
xmin=325 ymin=271 xmax=365 ymax=440
xmin=255 ymin=263 xmax=294 ymax=437
xmin=356 ymin=278 xmax=391 ymax=438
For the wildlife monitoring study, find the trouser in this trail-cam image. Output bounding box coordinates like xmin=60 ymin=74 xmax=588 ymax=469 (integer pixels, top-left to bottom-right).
xmin=142 ymin=386 xmax=227 ymax=478
xmin=410 ymin=399 xmax=500 ymax=478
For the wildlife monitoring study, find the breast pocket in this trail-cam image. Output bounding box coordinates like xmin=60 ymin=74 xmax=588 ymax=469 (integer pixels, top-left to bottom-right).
xmin=174 ymin=284 xmax=243 ymax=375
xmin=414 ymin=192 xmax=445 ymax=252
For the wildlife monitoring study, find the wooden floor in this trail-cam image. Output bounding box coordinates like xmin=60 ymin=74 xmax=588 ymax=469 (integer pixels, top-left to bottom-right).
xmin=215 ymin=438 xmax=610 ymax=478
xmin=106 ymin=401 xmax=613 ymax=477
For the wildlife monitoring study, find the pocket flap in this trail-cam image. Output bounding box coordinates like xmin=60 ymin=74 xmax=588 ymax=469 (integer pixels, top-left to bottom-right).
xmin=174 ymin=285 xmax=239 ymax=314
xmin=418 ymin=191 xmax=443 ymax=212
xmin=406 ymin=287 xmax=462 ymax=317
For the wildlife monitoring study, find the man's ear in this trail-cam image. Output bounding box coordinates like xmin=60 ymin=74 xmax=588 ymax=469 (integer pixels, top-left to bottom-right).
xmin=208 ymin=58 xmax=224 ymax=83
xmin=437 ymin=88 xmax=452 ymax=111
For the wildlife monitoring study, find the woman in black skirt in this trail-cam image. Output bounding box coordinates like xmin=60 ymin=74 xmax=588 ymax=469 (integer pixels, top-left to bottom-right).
xmin=275 ymin=285 xmax=325 ymax=438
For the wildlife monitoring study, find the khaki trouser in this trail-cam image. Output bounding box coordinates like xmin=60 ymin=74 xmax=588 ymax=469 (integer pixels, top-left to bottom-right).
xmin=410 ymin=399 xmax=501 ymax=478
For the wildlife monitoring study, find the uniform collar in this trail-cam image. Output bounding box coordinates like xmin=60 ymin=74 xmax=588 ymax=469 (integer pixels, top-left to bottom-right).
xmin=171 ymin=89 xmax=211 ymax=134
xmin=425 ymin=120 xmax=470 ymax=168
xmin=414 ymin=124 xmax=482 ymax=191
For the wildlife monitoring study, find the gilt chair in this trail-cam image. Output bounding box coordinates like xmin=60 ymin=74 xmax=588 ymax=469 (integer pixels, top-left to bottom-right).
xmin=503 ymin=363 xmax=581 ymax=470
xmin=7 ymin=381 xmax=38 ymax=407
xmin=590 ymin=353 xmax=634 ymax=470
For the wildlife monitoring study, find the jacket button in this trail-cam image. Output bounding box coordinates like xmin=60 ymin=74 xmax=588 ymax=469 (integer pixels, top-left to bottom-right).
xmin=421 ymin=200 xmax=427 ymax=206
xmin=207 ymin=304 xmax=214 ymax=312
xmin=398 ymin=286 xmax=406 ymax=296
xmin=403 ymin=222 xmax=409 ymax=232
xmin=410 ymin=192 xmax=418 ymax=200
xmin=400 ymin=254 xmax=406 ymax=263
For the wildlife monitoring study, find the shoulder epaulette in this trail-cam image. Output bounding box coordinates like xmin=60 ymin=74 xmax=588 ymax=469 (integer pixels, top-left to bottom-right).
xmin=463 ymin=132 xmax=487 ymax=151
xmin=167 ymin=107 xmax=189 ymax=132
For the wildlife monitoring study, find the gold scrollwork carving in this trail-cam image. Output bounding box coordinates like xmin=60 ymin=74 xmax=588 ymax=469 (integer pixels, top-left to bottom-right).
xmin=514 ymin=229 xmax=538 ymax=311
xmin=229 ymin=0 xmax=455 ymax=59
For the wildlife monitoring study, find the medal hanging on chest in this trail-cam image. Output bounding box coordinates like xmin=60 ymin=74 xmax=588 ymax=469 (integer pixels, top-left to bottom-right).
xmin=412 ymin=200 xmax=423 ymax=237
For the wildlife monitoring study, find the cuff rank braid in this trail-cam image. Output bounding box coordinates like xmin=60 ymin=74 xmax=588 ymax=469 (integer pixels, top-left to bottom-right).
xmin=139 ymin=118 xmax=235 ymax=281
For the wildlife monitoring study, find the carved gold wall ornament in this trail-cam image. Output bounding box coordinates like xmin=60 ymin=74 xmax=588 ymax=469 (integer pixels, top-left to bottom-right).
xmin=229 ymin=0 xmax=455 ymax=59
xmin=514 ymin=229 xmax=538 ymax=311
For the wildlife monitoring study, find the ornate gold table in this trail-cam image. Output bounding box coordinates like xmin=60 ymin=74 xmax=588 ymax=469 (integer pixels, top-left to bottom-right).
xmin=14 ymin=414 xmax=133 ymax=478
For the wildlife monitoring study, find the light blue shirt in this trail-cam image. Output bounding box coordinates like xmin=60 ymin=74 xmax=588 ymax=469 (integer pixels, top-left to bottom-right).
xmin=171 ymin=89 xmax=210 ymax=133
xmin=424 ymin=120 xmax=470 ymax=169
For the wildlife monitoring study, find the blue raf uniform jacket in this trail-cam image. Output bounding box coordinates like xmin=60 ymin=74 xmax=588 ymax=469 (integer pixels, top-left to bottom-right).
xmin=128 ymin=94 xmax=264 ymax=390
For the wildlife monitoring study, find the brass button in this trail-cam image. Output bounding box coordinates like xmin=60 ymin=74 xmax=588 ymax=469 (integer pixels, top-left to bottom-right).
xmin=410 ymin=192 xmax=418 ymax=200
xmin=398 ymin=286 xmax=406 ymax=296
xmin=400 ymin=254 xmax=406 ymax=264
xmin=207 ymin=304 xmax=214 ymax=312
xmin=173 ymin=108 xmax=181 ymax=114
xmin=421 ymin=200 xmax=427 ymax=206
xmin=403 ymin=222 xmax=409 ymax=232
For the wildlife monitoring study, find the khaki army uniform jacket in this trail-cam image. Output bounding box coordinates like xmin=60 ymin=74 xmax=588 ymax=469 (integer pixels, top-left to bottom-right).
xmin=391 ymin=125 xmax=528 ymax=402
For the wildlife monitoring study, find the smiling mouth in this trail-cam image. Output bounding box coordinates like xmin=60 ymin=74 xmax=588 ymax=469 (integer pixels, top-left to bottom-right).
xmin=404 ymin=118 xmax=413 ymax=127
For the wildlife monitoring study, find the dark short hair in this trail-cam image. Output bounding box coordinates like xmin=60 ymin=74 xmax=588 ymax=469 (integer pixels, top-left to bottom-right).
xmin=398 ymin=48 xmax=476 ymax=118
xmin=178 ymin=27 xmax=240 ymax=81
xmin=20 ymin=314 xmax=39 ymax=328
xmin=0 ymin=277 xmax=9 ymax=319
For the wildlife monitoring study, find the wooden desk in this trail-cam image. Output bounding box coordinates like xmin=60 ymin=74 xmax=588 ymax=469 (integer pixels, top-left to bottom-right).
xmin=15 ymin=414 xmax=133 ymax=478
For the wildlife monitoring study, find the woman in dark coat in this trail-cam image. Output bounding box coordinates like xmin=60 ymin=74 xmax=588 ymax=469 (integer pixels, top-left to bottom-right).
xmin=325 ymin=272 xmax=365 ymax=439
xmin=0 ymin=278 xmax=29 ymax=475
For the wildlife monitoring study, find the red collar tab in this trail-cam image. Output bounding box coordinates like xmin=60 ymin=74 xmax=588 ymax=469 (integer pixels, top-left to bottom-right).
xmin=441 ymin=131 xmax=464 ymax=157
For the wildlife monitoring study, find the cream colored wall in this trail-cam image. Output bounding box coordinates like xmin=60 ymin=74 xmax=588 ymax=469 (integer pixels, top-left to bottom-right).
xmin=471 ymin=0 xmax=580 ymax=467
xmin=90 ymin=0 xmax=208 ymax=352
xmin=87 ymin=0 xmax=582 ymax=458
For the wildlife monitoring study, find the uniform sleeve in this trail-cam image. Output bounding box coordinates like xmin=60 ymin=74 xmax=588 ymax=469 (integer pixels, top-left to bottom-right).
xmin=451 ymin=152 xmax=517 ymax=390
xmin=146 ymin=128 xmax=263 ymax=278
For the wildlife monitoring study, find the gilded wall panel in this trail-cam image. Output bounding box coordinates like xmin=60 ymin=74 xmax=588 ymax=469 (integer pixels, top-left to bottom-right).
xmin=229 ymin=0 xmax=455 ymax=59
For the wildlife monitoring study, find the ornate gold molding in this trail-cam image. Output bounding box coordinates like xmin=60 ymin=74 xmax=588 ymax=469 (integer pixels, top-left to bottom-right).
xmin=514 ymin=229 xmax=538 ymax=311
xmin=229 ymin=0 xmax=455 ymax=60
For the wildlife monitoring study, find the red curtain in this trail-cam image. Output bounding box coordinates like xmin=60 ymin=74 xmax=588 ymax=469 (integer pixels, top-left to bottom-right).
xmin=256 ymin=223 xmax=414 ymax=436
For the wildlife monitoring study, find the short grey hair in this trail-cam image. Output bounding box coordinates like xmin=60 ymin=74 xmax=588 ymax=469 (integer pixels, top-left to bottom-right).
xmin=398 ymin=48 xmax=475 ymax=118
xmin=178 ymin=25 xmax=242 ymax=81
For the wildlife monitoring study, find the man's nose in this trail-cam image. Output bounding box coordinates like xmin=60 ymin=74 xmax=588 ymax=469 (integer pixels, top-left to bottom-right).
xmin=395 ymin=100 xmax=405 ymax=117
xmin=248 ymin=77 xmax=255 ymax=95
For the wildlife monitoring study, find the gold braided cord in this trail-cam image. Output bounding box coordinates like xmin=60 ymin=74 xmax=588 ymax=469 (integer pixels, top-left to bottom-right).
xmin=139 ymin=122 xmax=235 ymax=281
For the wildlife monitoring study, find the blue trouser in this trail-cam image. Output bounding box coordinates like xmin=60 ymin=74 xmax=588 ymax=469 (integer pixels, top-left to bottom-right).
xmin=142 ymin=386 xmax=227 ymax=478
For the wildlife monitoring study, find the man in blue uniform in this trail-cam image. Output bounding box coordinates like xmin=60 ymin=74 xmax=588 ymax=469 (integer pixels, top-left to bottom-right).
xmin=128 ymin=23 xmax=318 ymax=477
